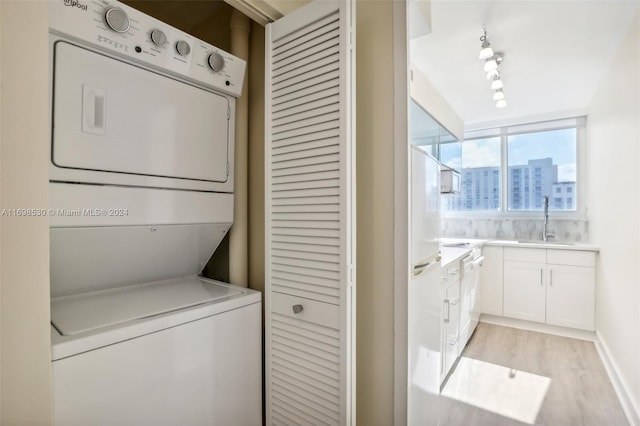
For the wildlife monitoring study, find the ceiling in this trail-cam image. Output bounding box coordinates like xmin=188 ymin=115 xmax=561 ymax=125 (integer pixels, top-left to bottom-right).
xmin=410 ymin=1 xmax=640 ymax=127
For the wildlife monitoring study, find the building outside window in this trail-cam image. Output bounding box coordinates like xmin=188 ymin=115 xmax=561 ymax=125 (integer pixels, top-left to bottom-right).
xmin=508 ymin=128 xmax=577 ymax=211
xmin=440 ymin=137 xmax=501 ymax=211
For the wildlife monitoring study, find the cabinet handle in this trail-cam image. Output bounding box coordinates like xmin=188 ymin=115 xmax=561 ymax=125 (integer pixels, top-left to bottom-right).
xmin=444 ymin=299 xmax=450 ymax=323
xmin=540 ymin=268 xmax=543 ymax=286
xmin=550 ymin=270 xmax=553 ymax=286
xmin=292 ymin=304 xmax=304 ymax=314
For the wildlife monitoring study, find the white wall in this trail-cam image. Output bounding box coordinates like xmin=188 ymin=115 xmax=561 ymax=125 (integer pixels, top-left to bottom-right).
xmin=0 ymin=1 xmax=52 ymax=424
xmin=587 ymin=10 xmax=640 ymax=423
xmin=356 ymin=0 xmax=396 ymax=423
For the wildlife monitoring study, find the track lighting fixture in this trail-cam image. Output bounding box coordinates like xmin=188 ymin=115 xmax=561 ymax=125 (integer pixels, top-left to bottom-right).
xmin=483 ymin=58 xmax=497 ymax=72
xmin=478 ymin=29 xmax=494 ymax=60
xmin=486 ymin=69 xmax=500 ymax=80
xmin=478 ymin=28 xmax=507 ymax=108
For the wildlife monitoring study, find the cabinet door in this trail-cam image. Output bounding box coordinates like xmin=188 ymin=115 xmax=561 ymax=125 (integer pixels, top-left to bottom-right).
xmin=546 ymin=265 xmax=595 ymax=330
xmin=443 ymin=280 xmax=460 ymax=377
xmin=265 ymin=2 xmax=355 ymax=425
xmin=482 ymin=246 xmax=503 ymax=316
xmin=503 ymin=261 xmax=546 ymax=323
xmin=458 ymin=265 xmax=472 ymax=353
xmin=471 ymin=260 xmax=482 ymax=324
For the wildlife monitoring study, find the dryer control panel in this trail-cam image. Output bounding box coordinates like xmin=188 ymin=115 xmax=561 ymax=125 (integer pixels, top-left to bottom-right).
xmin=50 ymin=0 xmax=246 ymax=97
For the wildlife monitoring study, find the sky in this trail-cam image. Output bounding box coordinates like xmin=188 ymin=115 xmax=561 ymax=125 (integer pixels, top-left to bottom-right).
xmin=440 ymin=128 xmax=577 ymax=182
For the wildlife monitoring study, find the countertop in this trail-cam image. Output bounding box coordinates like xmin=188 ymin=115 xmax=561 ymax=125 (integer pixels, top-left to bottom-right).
xmin=439 ymin=238 xmax=599 ymax=268
xmin=483 ymin=239 xmax=599 ymax=252
xmin=440 ymin=237 xmax=599 ymax=252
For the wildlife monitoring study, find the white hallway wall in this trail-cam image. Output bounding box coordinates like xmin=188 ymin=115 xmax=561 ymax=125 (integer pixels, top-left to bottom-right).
xmin=587 ymin=9 xmax=640 ymax=424
xmin=0 ymin=1 xmax=52 ymax=424
xmin=356 ymin=0 xmax=397 ymax=423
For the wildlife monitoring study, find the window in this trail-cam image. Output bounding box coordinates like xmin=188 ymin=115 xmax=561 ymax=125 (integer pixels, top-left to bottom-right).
xmin=438 ymin=117 xmax=583 ymax=214
xmin=441 ymin=137 xmax=501 ymax=211
xmin=507 ymin=128 xmax=577 ymax=211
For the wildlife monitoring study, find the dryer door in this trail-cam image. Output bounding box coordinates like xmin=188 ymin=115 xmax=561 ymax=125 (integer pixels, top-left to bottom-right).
xmin=52 ymin=41 xmax=232 ymax=191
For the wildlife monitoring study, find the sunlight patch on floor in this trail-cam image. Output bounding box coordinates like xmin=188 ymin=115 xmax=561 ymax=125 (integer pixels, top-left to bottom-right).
xmin=412 ymin=346 xmax=441 ymax=395
xmin=442 ymin=357 xmax=551 ymax=425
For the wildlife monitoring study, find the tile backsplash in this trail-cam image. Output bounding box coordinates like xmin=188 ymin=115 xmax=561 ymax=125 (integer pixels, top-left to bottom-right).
xmin=441 ymin=217 xmax=589 ymax=243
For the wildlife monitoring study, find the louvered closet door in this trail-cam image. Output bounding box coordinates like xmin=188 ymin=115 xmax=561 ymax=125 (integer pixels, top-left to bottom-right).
xmin=265 ymin=1 xmax=355 ymax=425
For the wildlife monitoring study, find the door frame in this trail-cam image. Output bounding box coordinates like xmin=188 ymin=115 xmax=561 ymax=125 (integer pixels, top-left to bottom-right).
xmin=392 ymin=1 xmax=410 ymax=425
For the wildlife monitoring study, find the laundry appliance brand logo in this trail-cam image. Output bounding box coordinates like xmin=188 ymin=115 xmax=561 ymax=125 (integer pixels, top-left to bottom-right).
xmin=97 ymin=35 xmax=129 ymax=52
xmin=63 ymin=0 xmax=88 ymax=11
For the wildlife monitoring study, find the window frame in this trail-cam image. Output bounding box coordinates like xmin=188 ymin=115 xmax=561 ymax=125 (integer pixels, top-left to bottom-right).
xmin=441 ymin=117 xmax=587 ymax=219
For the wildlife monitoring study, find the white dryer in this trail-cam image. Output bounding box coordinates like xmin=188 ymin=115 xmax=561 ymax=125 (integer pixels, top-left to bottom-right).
xmin=48 ymin=1 xmax=260 ymax=425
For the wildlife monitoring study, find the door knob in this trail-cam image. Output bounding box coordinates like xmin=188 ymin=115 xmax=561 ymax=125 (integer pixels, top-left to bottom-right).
xmin=292 ymin=304 xmax=304 ymax=314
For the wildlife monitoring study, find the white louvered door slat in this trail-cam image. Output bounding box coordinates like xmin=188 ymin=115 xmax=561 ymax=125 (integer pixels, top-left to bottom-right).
xmin=273 ymin=89 xmax=340 ymax=113
xmin=272 ymin=228 xmax=340 ymax=239
xmin=273 ymin=105 xmax=341 ymax=129
xmin=272 ymin=171 xmax=341 ymax=185
xmin=272 ymin=271 xmax=339 ymax=289
xmin=272 ymin=14 xmax=339 ymax=54
xmin=272 ymin=197 xmax=339 ymax=207
xmin=266 ymin=1 xmax=354 ymax=425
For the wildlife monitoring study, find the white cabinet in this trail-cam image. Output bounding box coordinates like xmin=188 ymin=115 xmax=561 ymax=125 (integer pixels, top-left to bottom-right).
xmin=458 ymin=263 xmax=472 ymax=349
xmin=502 ymin=247 xmax=595 ymax=331
xmin=459 ymin=250 xmax=482 ymax=354
xmin=546 ymin=265 xmax=595 ymax=330
xmin=439 ymin=261 xmax=461 ymax=382
xmin=481 ymin=246 xmax=504 ymax=316
xmin=441 ymin=277 xmax=460 ymax=380
xmin=503 ymin=260 xmax=546 ymax=322
xmin=440 ymin=248 xmax=485 ymax=382
xmin=470 ymin=256 xmax=483 ymax=330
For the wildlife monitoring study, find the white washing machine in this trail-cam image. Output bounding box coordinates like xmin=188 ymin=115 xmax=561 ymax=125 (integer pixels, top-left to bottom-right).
xmin=48 ymin=1 xmax=260 ymax=425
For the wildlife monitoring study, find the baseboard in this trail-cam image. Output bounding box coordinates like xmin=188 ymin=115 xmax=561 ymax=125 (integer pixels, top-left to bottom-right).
xmin=480 ymin=314 xmax=596 ymax=341
xmin=595 ymin=332 xmax=640 ymax=426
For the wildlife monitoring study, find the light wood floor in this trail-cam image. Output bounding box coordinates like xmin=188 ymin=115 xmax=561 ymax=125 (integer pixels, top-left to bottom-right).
xmin=439 ymin=323 xmax=628 ymax=426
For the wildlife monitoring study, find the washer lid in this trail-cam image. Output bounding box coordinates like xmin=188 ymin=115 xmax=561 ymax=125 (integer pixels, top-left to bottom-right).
xmin=51 ymin=277 xmax=243 ymax=336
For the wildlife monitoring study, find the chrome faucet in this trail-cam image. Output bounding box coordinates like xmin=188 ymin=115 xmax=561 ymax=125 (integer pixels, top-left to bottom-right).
xmin=543 ymin=195 xmax=554 ymax=242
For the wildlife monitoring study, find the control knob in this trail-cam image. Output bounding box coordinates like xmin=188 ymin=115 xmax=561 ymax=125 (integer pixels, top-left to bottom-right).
xmin=150 ymin=29 xmax=167 ymax=46
xmin=175 ymin=40 xmax=191 ymax=56
xmin=104 ymin=7 xmax=130 ymax=33
xmin=207 ymin=53 xmax=225 ymax=72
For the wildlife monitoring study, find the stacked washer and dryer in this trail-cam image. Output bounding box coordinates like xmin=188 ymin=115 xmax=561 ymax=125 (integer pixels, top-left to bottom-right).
xmin=49 ymin=1 xmax=260 ymax=424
